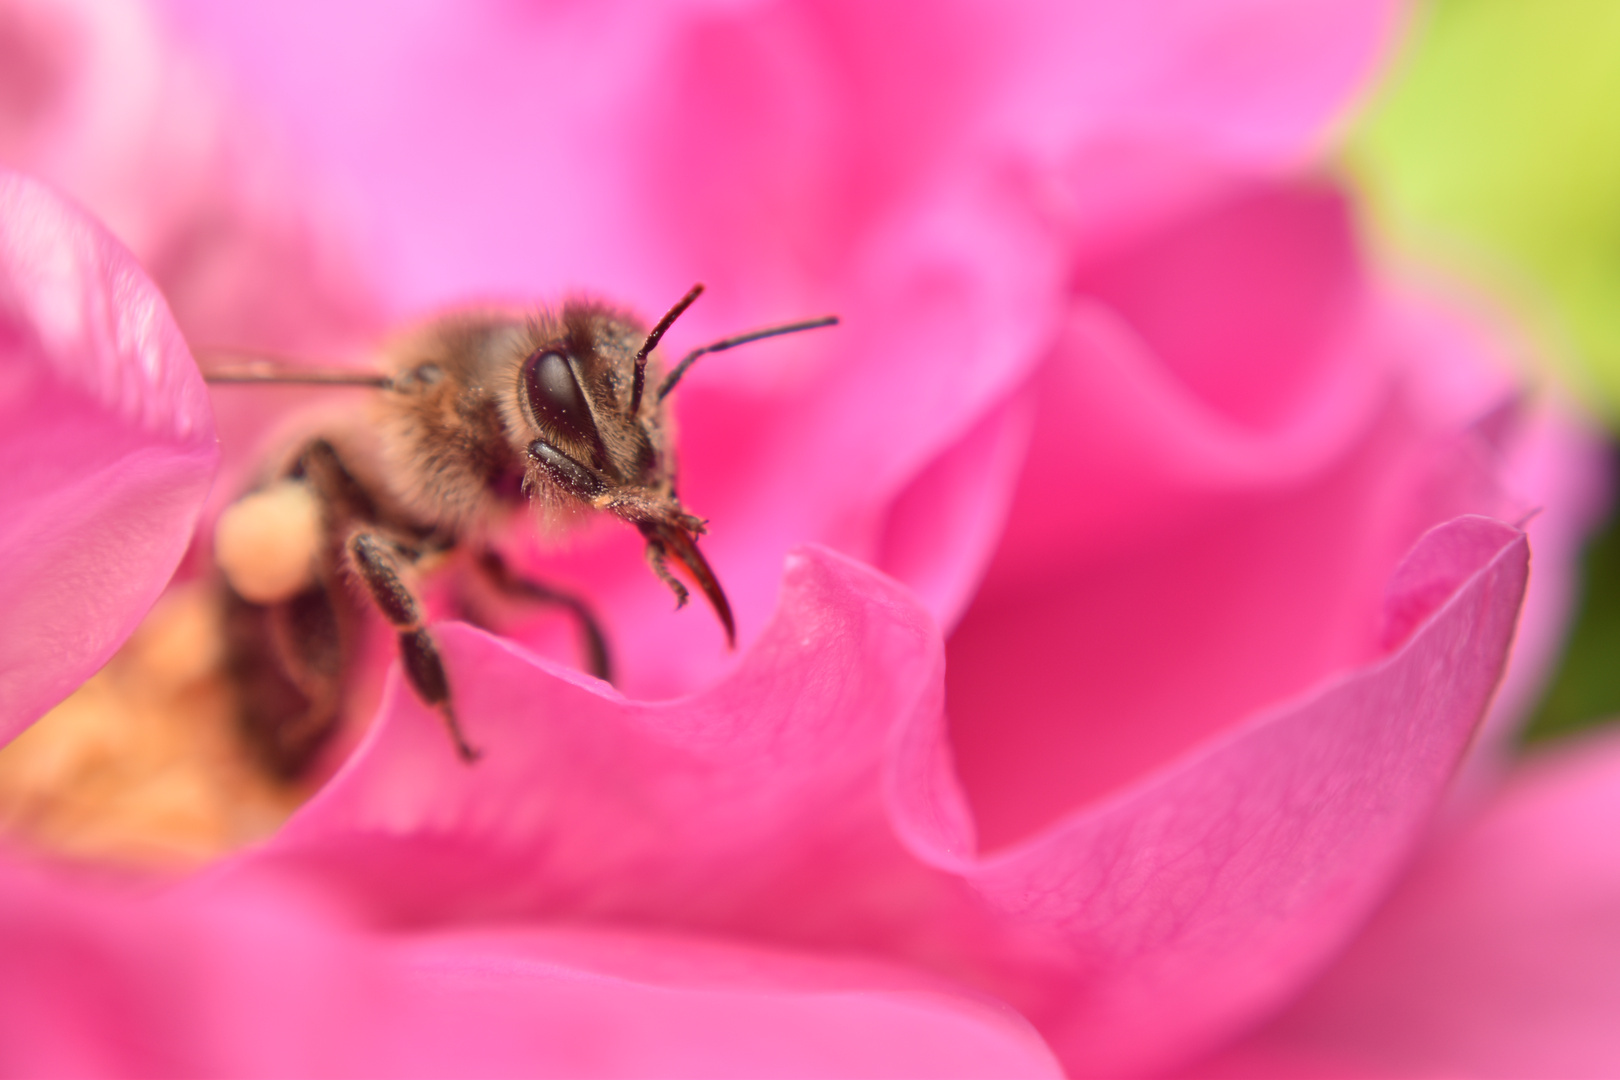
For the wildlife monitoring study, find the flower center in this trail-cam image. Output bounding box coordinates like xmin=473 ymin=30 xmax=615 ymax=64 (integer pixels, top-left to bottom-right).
xmin=0 ymin=584 xmax=304 ymax=867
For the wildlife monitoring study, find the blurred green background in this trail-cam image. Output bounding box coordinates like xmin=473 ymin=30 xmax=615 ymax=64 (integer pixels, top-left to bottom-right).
xmin=1346 ymin=0 xmax=1620 ymax=745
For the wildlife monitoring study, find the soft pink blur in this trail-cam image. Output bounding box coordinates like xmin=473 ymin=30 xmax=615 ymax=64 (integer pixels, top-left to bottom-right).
xmin=0 ymin=0 xmax=1614 ymax=1076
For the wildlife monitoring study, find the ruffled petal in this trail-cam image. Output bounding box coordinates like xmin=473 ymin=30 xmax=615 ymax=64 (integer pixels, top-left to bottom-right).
xmin=898 ymin=515 xmax=1528 ymax=1074
xmin=0 ymin=170 xmax=216 ymax=741
xmin=220 ymin=514 xmax=1525 ymax=1075
xmin=0 ymin=858 xmax=1061 ymax=1078
xmin=947 ymin=184 xmax=1520 ymax=848
xmin=220 ymin=547 xmax=948 ymax=929
xmin=1190 ymin=728 xmax=1620 ymax=1079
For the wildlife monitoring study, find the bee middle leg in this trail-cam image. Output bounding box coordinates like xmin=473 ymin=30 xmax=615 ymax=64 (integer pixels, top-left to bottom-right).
xmin=474 ymin=550 xmax=613 ymax=684
xmin=347 ymin=532 xmax=481 ymax=762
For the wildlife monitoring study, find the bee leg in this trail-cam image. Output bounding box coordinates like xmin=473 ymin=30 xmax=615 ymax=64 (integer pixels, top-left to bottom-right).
xmin=474 ymin=550 xmax=614 ymax=684
xmin=347 ymin=532 xmax=481 ymax=763
xmin=296 ymin=438 xmax=379 ymax=522
xmin=643 ymin=537 xmax=691 ymax=609
xmin=222 ymin=582 xmax=345 ymax=779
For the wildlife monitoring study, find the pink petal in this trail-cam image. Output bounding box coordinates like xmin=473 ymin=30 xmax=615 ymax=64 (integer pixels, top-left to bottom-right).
xmin=0 ymin=170 xmax=216 ymax=741
xmin=222 ymin=516 xmax=1526 ymax=1075
xmin=0 ymin=859 xmax=1061 ymax=1078
xmin=219 ymin=547 xmax=951 ymax=928
xmin=875 ymin=389 xmax=1036 ymax=628
xmin=155 ymin=0 xmax=1399 ymax=312
xmin=0 ymin=0 xmax=381 ymax=352
xmin=900 ymin=515 xmax=1529 ymax=1075
xmin=948 ymin=184 xmax=1519 ymax=849
xmin=1191 ymin=728 xmax=1620 ymax=1079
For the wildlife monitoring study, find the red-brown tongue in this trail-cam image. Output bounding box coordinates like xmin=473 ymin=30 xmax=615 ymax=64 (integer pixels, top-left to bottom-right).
xmin=660 ymin=524 xmax=736 ymax=648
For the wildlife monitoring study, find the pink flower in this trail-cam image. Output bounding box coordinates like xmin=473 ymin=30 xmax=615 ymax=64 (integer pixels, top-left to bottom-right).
xmin=0 ymin=0 xmax=1612 ymax=1075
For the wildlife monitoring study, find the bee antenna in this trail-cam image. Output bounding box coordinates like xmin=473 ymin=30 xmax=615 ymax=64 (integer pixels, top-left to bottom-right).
xmin=656 ymin=315 xmax=839 ymax=402
xmin=630 ymin=283 xmax=704 ymax=416
xmin=197 ymin=349 xmax=392 ymax=388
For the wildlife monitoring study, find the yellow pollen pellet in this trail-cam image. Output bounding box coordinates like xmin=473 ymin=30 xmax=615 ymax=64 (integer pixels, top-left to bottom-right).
xmin=213 ymin=480 xmax=322 ymax=603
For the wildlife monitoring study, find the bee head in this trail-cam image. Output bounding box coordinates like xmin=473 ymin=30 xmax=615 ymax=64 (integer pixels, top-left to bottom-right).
xmin=515 ymin=298 xmax=677 ymax=502
xmin=514 ymin=293 xmax=733 ymax=643
xmin=514 ymin=284 xmax=835 ymax=649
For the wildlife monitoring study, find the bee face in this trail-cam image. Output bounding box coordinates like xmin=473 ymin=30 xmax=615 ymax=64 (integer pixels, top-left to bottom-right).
xmin=512 ymin=302 xmax=671 ymax=506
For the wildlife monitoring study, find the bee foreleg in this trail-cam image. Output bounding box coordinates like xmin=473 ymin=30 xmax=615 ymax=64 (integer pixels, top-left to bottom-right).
xmin=347 ymin=532 xmax=481 ymax=763
xmin=474 ymin=550 xmax=614 ymax=684
xmin=642 ymin=537 xmax=690 ymax=610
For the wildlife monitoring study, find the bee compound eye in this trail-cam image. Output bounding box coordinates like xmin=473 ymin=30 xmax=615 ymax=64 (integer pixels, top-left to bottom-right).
xmin=522 ymin=349 xmax=600 ymax=450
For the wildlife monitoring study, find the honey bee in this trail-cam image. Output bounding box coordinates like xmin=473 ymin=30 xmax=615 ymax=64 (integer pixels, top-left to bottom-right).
xmin=204 ymin=284 xmax=836 ymax=776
